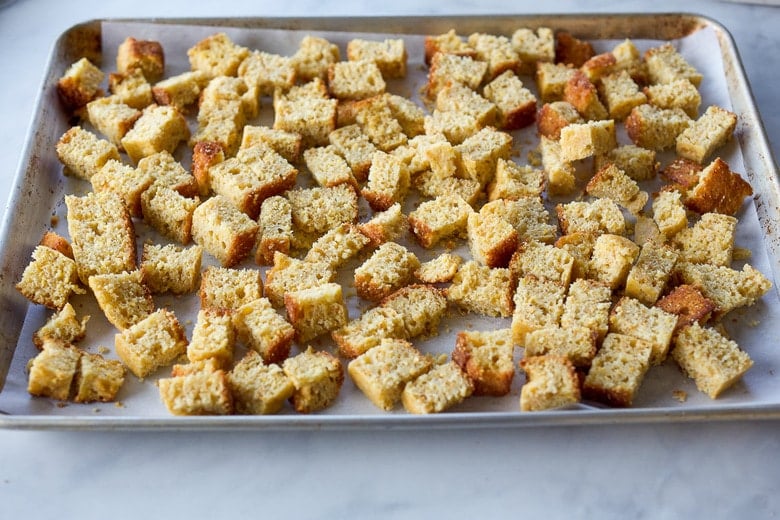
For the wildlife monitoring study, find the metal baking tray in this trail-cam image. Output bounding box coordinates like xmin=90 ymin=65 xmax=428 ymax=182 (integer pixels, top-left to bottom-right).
xmin=1 ymin=14 xmax=779 ymax=430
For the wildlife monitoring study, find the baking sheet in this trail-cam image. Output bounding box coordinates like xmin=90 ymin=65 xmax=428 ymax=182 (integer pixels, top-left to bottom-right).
xmin=1 ymin=15 xmax=779 ymax=429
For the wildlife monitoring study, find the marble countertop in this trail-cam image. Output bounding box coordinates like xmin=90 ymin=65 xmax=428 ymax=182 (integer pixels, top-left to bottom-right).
xmin=1 ymin=1 xmax=778 ymax=518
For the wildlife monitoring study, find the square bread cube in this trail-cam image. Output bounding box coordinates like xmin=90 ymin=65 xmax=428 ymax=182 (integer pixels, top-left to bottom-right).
xmin=27 ymin=340 xmax=82 ymax=401
xmin=354 ymin=242 xmax=419 ymax=302
xmin=348 ymin=338 xmax=433 ymax=410
xmin=537 ymin=101 xmax=583 ymax=140
xmin=415 ymin=253 xmax=462 ymax=284
xmin=487 ymin=159 xmax=545 ymax=201
xmin=582 ymin=333 xmax=653 ymax=407
xmin=56 ymin=126 xmax=120 ymax=181
xmin=158 ymin=367 xmax=233 ymax=416
xmin=511 ymin=27 xmax=554 ymax=73
xmin=467 ymin=32 xmax=521 ymax=79
xmin=32 ymin=302 xmax=89 ymax=349
xmin=594 ymin=144 xmax=658 ymax=182
xmin=447 ymin=261 xmax=514 ymax=318
xmin=555 ymin=32 xmax=595 ymax=67
xmin=452 ymin=328 xmax=514 ymax=396
xmin=115 ymin=308 xmax=188 ymax=379
xmin=625 ymin=104 xmax=690 ymax=151
xmin=199 ymin=266 xmax=263 ymax=312
xmin=684 ymin=158 xmax=753 ymax=216
xmin=555 ymin=232 xmax=597 ymax=280
xmin=609 ymin=296 xmax=677 ymax=365
xmin=519 ymin=355 xmax=581 ymax=412
xmin=16 ymin=246 xmax=84 ymax=310
xmin=136 ymin=150 xmax=198 ymax=198
xmin=332 ymin=306 xmax=407 ymax=359
xmin=354 ymin=94 xmax=408 ymax=152
xmin=282 ymin=347 xmax=344 ymax=413
xmin=109 ymin=69 xmax=153 ymax=110
xmin=380 ymin=284 xmax=447 ymax=339
xmin=644 ymin=43 xmax=702 ymax=87
xmin=285 ymin=283 xmax=348 ymax=343
xmin=141 ymin=186 xmax=200 ymax=245
xmin=408 ymin=194 xmax=473 ymax=248
xmin=511 ymin=275 xmax=566 ymax=345
xmin=57 ymin=57 xmax=104 ymax=110
xmin=524 ymin=326 xmax=597 ymax=369
xmin=480 ymin=197 xmax=557 ymax=244
xmin=656 ymin=284 xmax=716 ymax=333
xmin=508 ymin=240 xmax=574 ymax=287
xmin=303 ymin=146 xmax=356 ymax=189
xmin=423 ymin=109 xmax=481 ymax=146
xmin=624 ymin=242 xmax=678 ymax=305
xmin=539 ymin=136 xmax=576 ymax=196
xmin=241 ymin=126 xmax=301 ymax=165
xmin=187 ymin=32 xmax=249 ymax=78
xmin=255 ymin=195 xmax=293 ymax=266
xmin=535 ymin=62 xmax=576 ymax=103
xmin=652 ymin=189 xmax=688 ymax=238
xmin=304 ymin=223 xmax=369 ymax=270
xmin=287 ymin=184 xmax=359 ymax=235
xmin=412 ymin=173 xmax=483 ymax=208
xmin=228 ymin=351 xmax=295 ymax=414
xmin=140 ymin=243 xmax=202 ymax=295
xmin=673 ymin=262 xmax=771 ymax=319
xmin=264 ymin=252 xmax=334 ymax=308
xmin=426 ymin=52 xmax=487 ymax=99
xmin=435 ymin=82 xmax=497 ymax=128
xmin=585 ymin=163 xmax=648 ymax=215
xmin=362 ymin=151 xmax=410 ymax=211
xmin=90 ymin=159 xmax=153 ymax=218
xmin=233 ymin=297 xmax=295 ymax=364
xmin=191 ymin=195 xmax=259 ymax=267
xmin=676 ymin=106 xmax=738 ymax=164
xmin=86 ymin=96 xmax=141 ymax=148
xmin=560 ymin=119 xmax=617 ymax=162
xmin=191 ymin=100 xmax=245 ymax=157
xmin=152 ymin=70 xmax=209 ymax=111
xmin=563 ymin=70 xmax=608 ymax=121
xmin=121 ymin=104 xmax=190 ymax=164
xmin=598 ymin=70 xmax=647 ymax=121
xmin=644 ymin=78 xmax=701 ymax=118
xmin=482 ymin=70 xmax=537 ymax=130
xmin=560 ymin=278 xmax=612 ymax=341
xmin=88 ymin=270 xmax=154 ymax=331
xmin=73 ymin=352 xmax=126 ymax=403
xmin=401 ymin=361 xmax=474 ymax=414
xmin=556 ymin=198 xmax=626 ymax=236
xmin=238 ymin=50 xmax=296 ymax=96
xmin=455 ymin=127 xmax=513 ymax=186
xmin=346 ymin=38 xmax=407 ymax=79
xmin=274 ymin=94 xmax=337 ymax=149
xmin=117 ymin=37 xmax=164 ymax=82
xmin=467 ymin=212 xmax=518 ymax=268
xmin=424 ymin=30 xmax=476 ymax=65
xmin=187 ymin=308 xmax=235 ymax=368
xmin=588 ymin=234 xmax=640 ymax=290
xmin=292 ymin=35 xmax=340 ymax=81
xmin=328 ymin=60 xmax=386 ymax=100
xmin=328 ymin=124 xmax=378 ymax=182
xmin=386 ymin=94 xmax=425 ymax=137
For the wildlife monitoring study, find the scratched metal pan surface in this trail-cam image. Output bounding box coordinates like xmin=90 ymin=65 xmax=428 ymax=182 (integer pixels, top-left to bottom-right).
xmin=1 ymin=14 xmax=779 ymax=430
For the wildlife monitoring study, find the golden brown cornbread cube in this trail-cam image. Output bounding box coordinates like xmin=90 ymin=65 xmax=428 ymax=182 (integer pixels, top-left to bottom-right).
xmin=560 ymin=278 xmax=612 ymax=341
xmin=467 ymin=32 xmax=521 ymax=79
xmin=121 ymin=104 xmax=189 ymax=164
xmin=539 ymin=136 xmax=576 ymax=196
xmin=535 ymin=62 xmax=577 ymax=103
xmin=424 ymin=30 xmax=477 ymax=65
xmin=467 ymin=212 xmax=518 ymax=269
xmin=448 ymin=261 xmax=514 ymax=319
xmin=426 ymin=52 xmax=487 ymax=99
xmin=56 ymin=126 xmax=120 ymax=181
xmin=349 ymin=338 xmax=433 ymax=410
xmin=187 ymin=32 xmax=248 ymax=79
xmin=556 ymin=198 xmax=626 ymax=236
xmin=511 ymin=275 xmax=566 ymax=345
xmin=412 ymin=173 xmax=484 ymax=208
xmin=347 ymin=38 xmax=407 ymax=79
xmin=32 ymin=302 xmax=89 ymax=349
xmin=652 ymin=189 xmax=688 ymax=238
xmin=234 ymin=297 xmax=295 ymax=363
xmin=609 ymin=296 xmax=677 ymax=365
xmin=436 ymin=82 xmax=497 ymax=128
xmin=328 ymin=124 xmax=378 ymax=182
xmin=423 ymin=109 xmax=482 ymax=146
xmin=187 ymin=308 xmax=235 ymax=369
xmin=598 ymin=70 xmax=647 ymax=121
xmin=676 ymin=106 xmax=738 ymax=164
xmin=16 ymin=246 xmax=84 ymax=311
xmin=332 ymin=306 xmax=407 ymax=359
xmin=27 ymin=339 xmax=82 ymax=401
xmin=487 ymin=159 xmax=545 ymax=201
xmin=141 ymin=187 xmax=200 ymax=244
xmin=282 ymin=347 xmax=344 ymax=413
xmin=452 ymin=328 xmax=514 ymax=396
xmin=481 ymin=197 xmax=557 ymax=244
xmin=273 ymin=92 xmax=337 ymax=149
xmin=408 ymin=194 xmax=473 ymax=248
xmin=580 ymin=51 xmax=619 ymax=84
xmin=255 ymin=195 xmax=292 ymax=266
xmin=588 ymin=234 xmax=640 ymax=291
xmin=644 ymin=79 xmax=701 ymax=118
xmin=624 ymin=242 xmax=678 ymax=305
xmin=291 ymin=35 xmax=340 ymax=81
xmin=354 ymin=94 xmax=408 ymax=152
xmin=563 ymin=70 xmax=607 ymax=121
xmin=422 ymin=139 xmax=459 ymax=179
xmin=673 ymin=262 xmax=771 ymax=319
xmin=519 ymin=354 xmax=581 ymax=412
xmin=199 ymin=266 xmax=263 ymax=312
xmin=303 ymin=146 xmax=356 ymax=189
xmin=200 ymin=73 xmax=255 ymax=116
xmin=90 ymin=159 xmax=152 ymax=218
xmin=109 ymin=69 xmax=153 ymax=110
xmin=415 ymin=253 xmax=462 ymax=284
xmin=241 ymin=126 xmax=301 ymax=165
xmin=355 ymin=204 xmax=406 ymax=250
xmin=385 ymin=94 xmax=425 ymax=138
xmin=555 ymin=32 xmax=595 ymax=67
xmin=328 ymin=60 xmax=386 ymax=100
xmin=140 ymin=243 xmax=202 ymax=295
xmin=380 ymin=284 xmax=447 ymax=339
xmin=537 ymin=101 xmax=583 ymax=140
xmin=88 ymin=270 xmax=154 ymax=331
xmin=57 ymin=57 xmax=104 ymax=110
xmin=582 ymin=333 xmax=652 ymax=407
xmin=288 ymin=184 xmax=359 ymax=235
xmin=159 ymin=368 xmax=233 ymax=416
xmin=402 ymin=361 xmax=474 ymax=414
xmin=354 ymin=242 xmax=420 ymax=302
xmin=511 ymin=27 xmax=555 ymax=74
xmin=656 ymin=284 xmax=716 ymax=333
xmin=304 ymin=223 xmax=369 ymax=270
xmin=65 ymin=191 xmax=137 ymax=284
xmin=672 ymin=212 xmax=737 ymax=267
xmin=72 ymin=352 xmax=125 ymax=403
xmin=238 ymin=50 xmax=296 ymax=96
xmin=672 ymin=323 xmax=752 ymax=399
xmin=400 ymin=132 xmax=449 ymax=174
xmin=191 ymin=195 xmax=258 ymax=267
xmin=555 ymin=232 xmax=597 ymax=281
xmin=455 ymin=127 xmax=513 ymax=186
xmin=137 ymin=150 xmax=198 ymax=197
xmin=152 ymin=70 xmax=209 ymax=111
xmin=116 ymin=37 xmax=164 ymax=82
xmin=594 ymin=144 xmax=658 ymax=182
xmin=560 ymin=119 xmax=617 ymax=162
xmin=264 ymin=252 xmax=334 ymax=308
xmin=625 ymin=104 xmax=691 ymax=151
xmin=524 ymin=326 xmax=597 ymax=369
xmin=508 ymin=240 xmax=574 ymax=287
xmin=644 ymin=43 xmax=702 ymax=87
xmin=86 ymin=96 xmax=141 ymax=148
xmin=192 ymin=101 xmax=246 ymax=157
xmin=683 ymin=158 xmax=752 ymax=216
xmin=361 ymin=151 xmax=410 ymax=211
xmin=610 ymin=39 xmax=649 ymax=85
xmin=585 ymin=163 xmax=648 ymax=215
xmin=228 ymin=351 xmax=295 ymax=415
xmin=115 ymin=308 xmax=188 ymax=379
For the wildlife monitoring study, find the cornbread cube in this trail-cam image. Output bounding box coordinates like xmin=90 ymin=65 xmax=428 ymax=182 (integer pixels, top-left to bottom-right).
xmin=525 ymin=326 xmax=597 ymax=369
xmin=408 ymin=194 xmax=473 ymax=248
xmin=159 ymin=368 xmax=233 ymax=416
xmin=447 ymin=261 xmax=514 ymax=319
xmin=588 ymin=234 xmax=640 ymax=290
xmin=672 ymin=323 xmax=752 ymax=399
xmin=423 ymin=109 xmax=481 ymax=146
xmin=424 ymin=30 xmax=476 ymax=65
xmin=140 ymin=243 xmax=202 ymax=296
xmin=65 ymin=191 xmax=136 ymax=284
xmin=415 ymin=253 xmax=462 ymax=284
xmin=426 ymin=52 xmax=487 ymax=99
xmin=560 ymin=119 xmax=616 ymax=162
xmin=385 ymin=94 xmax=425 ymax=138
xmin=151 ymin=70 xmax=209 ymax=111
xmin=634 ymin=216 xmax=663 ymax=249
xmin=455 ymin=127 xmax=513 ymax=186
xmin=57 ymin=57 xmax=104 ymax=110
xmin=304 ymin=223 xmax=369 ymax=270
xmin=585 ymin=163 xmax=648 ymax=215
xmin=467 ymin=32 xmax=521 ymax=79
xmin=452 ymin=328 xmax=514 ymax=396
xmin=487 ymin=159 xmax=544 ymax=201
xmin=288 ymin=184 xmax=359 ymax=235
xmin=121 ymin=104 xmax=189 ymax=163
xmin=683 ymin=158 xmax=753 ymax=216
xmin=676 ymin=106 xmax=737 ymax=164
xmin=108 ymin=68 xmax=152 ymax=110
xmin=467 ymin=212 xmax=517 ymax=269
xmin=422 ymin=139 xmax=459 ymax=179
xmin=56 ymin=126 xmax=120 ymax=181
xmin=227 ymin=351 xmax=294 ymax=415
xmin=137 ymin=150 xmax=198 ymax=198
xmin=234 ymin=297 xmax=295 ymax=363
xmin=263 ymin=252 xmax=334 ymax=307
xmin=560 ymin=278 xmax=612 ymax=341
xmin=537 ymin=101 xmax=583 ymax=140
xmin=625 ymin=104 xmax=691 ymax=151
xmin=347 ymin=38 xmax=407 ymax=79
xmin=274 ymin=93 xmax=337 ymax=149
xmin=187 ymin=32 xmax=249 ymax=79
xmin=554 ymin=32 xmax=595 ymax=67
xmin=328 ymin=60 xmax=386 ymax=100
xmin=645 ymin=43 xmax=702 ymax=87
xmin=72 ymin=352 xmax=125 ymax=403
xmin=332 ymin=306 xmax=407 ymax=359
xmin=199 ymin=73 xmax=254 ymax=113
xmin=303 ymin=146 xmax=356 ymax=188
xmin=90 ymin=159 xmax=151 ymax=218
xmin=609 ymin=296 xmax=677 ymax=365
xmin=191 ymin=195 xmax=258 ymax=267
xmin=187 ymin=309 xmax=235 ymax=368
xmin=508 ymin=240 xmax=574 ymax=287
xmin=672 ymin=212 xmax=737 ymax=267
xmin=412 ymin=172 xmax=484 ymax=208
xmin=535 ymin=62 xmax=577 ymax=103
xmin=539 ymin=136 xmax=576 ymax=196
xmin=199 ymin=266 xmax=263 ymax=312
xmin=511 ymin=275 xmax=566 ymax=345
xmin=290 ymin=35 xmax=340 ymax=81
xmin=511 ymin=27 xmax=554 ymax=74
xmin=402 ymin=361 xmax=474 ymax=414
xmin=241 ymin=126 xmax=301 ymax=165
xmin=563 ymin=70 xmax=608 ymax=121
xmin=361 ymin=151 xmax=410 ymax=211
xmin=32 ymin=303 xmax=89 ymax=349
xmin=141 ymin=186 xmax=200 ymax=244
xmin=356 ymin=204 xmax=406 ymax=250
xmin=380 ymin=284 xmax=447 ymax=339
xmin=556 ymin=198 xmax=626 ymax=236
xmin=610 ymin=39 xmax=649 ymax=84
xmin=27 ymin=339 xmax=82 ymax=401
xmin=594 ymin=144 xmax=658 ymax=182
xmin=555 ymin=232 xmax=597 ymax=281
xmin=238 ymin=50 xmax=296 ymax=96
xmin=674 ymin=262 xmax=772 ymax=318
xmin=582 ymin=333 xmax=652 ymax=407
xmin=354 ymin=94 xmax=407 ymax=152
xmin=116 ymin=36 xmax=164 ymax=82
xmin=656 ymin=284 xmax=716 ymax=333
xmin=644 ymin=79 xmax=701 ymax=118
xmin=481 ymin=197 xmax=557 ymax=244
xmin=652 ymin=189 xmax=688 ymax=238
xmin=436 ymin=82 xmax=497 ymax=128
xmin=283 ymin=347 xmax=344 ymax=413
xmin=88 ymin=270 xmax=153 ymax=331
xmin=191 ymin=101 xmax=246 ymax=157
xmin=624 ymin=242 xmax=678 ymax=305
xmin=16 ymin=246 xmax=84 ymax=310
xmin=354 ymin=242 xmax=420 ymax=302
xmin=598 ymin=70 xmax=647 ymax=121
xmin=254 ymin=196 xmax=292 ymax=266
xmin=115 ymin=308 xmax=188 ymax=378
xmin=328 ymin=124 xmax=378 ymax=182
xmin=349 ymin=339 xmax=432 ymax=410
xmin=519 ymin=355 xmax=581 ymax=412
xmin=86 ymin=96 xmax=141 ymax=148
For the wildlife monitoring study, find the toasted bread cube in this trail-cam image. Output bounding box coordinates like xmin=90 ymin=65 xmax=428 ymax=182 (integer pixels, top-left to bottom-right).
xmin=354 ymin=94 xmax=407 ymax=152
xmin=159 ymin=367 xmax=233 ymax=416
xmin=402 ymin=361 xmax=474 ymax=414
xmin=598 ymin=71 xmax=647 ymax=121
xmin=187 ymin=32 xmax=248 ymax=78
xmin=108 ymin=69 xmax=153 ymax=110
xmin=349 ymin=339 xmax=432 ymax=410
xmin=385 ymin=94 xmax=425 ymax=138
xmin=328 ymin=60 xmax=386 ymax=100
xmin=625 ymin=104 xmax=690 ymax=151
xmin=347 ymin=38 xmax=407 ymax=79
xmin=610 ymin=39 xmax=649 ymax=84
xmin=652 ymin=189 xmax=688 ymax=238
xmin=32 ymin=303 xmax=89 ymax=349
xmin=121 ymin=104 xmax=189 ymax=163
xmin=635 ymin=216 xmax=663 ymax=247
xmin=332 ymin=306 xmax=407 ymax=359
xmin=288 ymin=184 xmax=359 ymax=236
xmin=447 ymin=261 xmax=514 ymax=319
xmin=191 ymin=141 xmax=224 ymax=198
xmin=151 ymin=70 xmax=209 ymax=111
xmin=86 ymin=96 xmax=141 ymax=148
xmin=537 ymin=101 xmax=583 ymax=140
xmin=381 ymin=284 xmax=447 ymax=339
xmin=676 ymin=106 xmax=737 ymax=164
xmin=238 ymin=50 xmax=296 ymax=96
xmin=555 ymin=32 xmax=595 ymax=67
xmin=684 ymin=158 xmax=753 ymax=216
xmin=585 ymin=163 xmax=648 ymax=215
xmin=511 ymin=27 xmax=554 ymax=73
xmin=255 ymin=196 xmax=292 ymax=266
xmin=56 ymin=126 xmax=120 ymax=181
xmin=560 ymin=119 xmax=616 ymax=162
xmin=426 ymin=52 xmax=487 ymax=99
xmin=291 ymin=36 xmax=341 ymax=81
xmin=303 ymin=146 xmax=356 ymax=189
xmin=582 ymin=333 xmax=652 ymax=407
xmin=436 ymin=82 xmax=497 ymax=128
xmin=304 ymin=223 xmax=369 ymax=270
xmin=624 ymin=242 xmax=678 ymax=305
xmin=467 ymin=32 xmax=521 ymax=79
xmin=140 ymin=187 xmax=200 ymax=245
xmin=234 ymin=297 xmax=295 ymax=363
xmin=199 ymin=266 xmax=263 ymax=312
xmin=227 ymin=351 xmax=294 ymax=415
xmin=16 ymin=246 xmax=84 ymax=311
xmin=645 ymin=43 xmax=702 ymax=87
xmin=140 ymin=243 xmax=202 ymax=296
xmin=656 ymin=284 xmax=716 ymax=333
xmin=563 ymin=70 xmax=608 ymax=121
xmin=412 ymin=172 xmax=484 ymax=208
xmin=609 ymin=296 xmax=677 ymax=365
xmin=328 ymin=124 xmax=378 ymax=182
xmin=424 ymin=31 xmax=476 ymax=65
xmin=137 ymin=150 xmax=198 ymax=197
xmin=115 ymin=308 xmax=188 ymax=378
xmin=556 ymin=198 xmax=626 ymax=236
xmin=672 ymin=212 xmax=737 ymax=267
xmin=525 ymin=326 xmax=597 ymax=369
xmin=555 ymin=232 xmax=597 ymax=280
xmin=539 ymin=136 xmax=576 ymax=196
xmin=354 ymin=242 xmax=420 ymax=302
xmin=674 ymin=262 xmax=771 ymax=318
xmin=361 ymin=151 xmax=410 ymax=211
xmin=422 ymin=139 xmax=459 ymax=179
xmin=57 ymin=57 xmax=104 ymax=110
xmin=423 ymin=109 xmax=481 ymax=146
xmin=415 ymin=253 xmax=462 ymax=284
xmin=191 ymin=195 xmax=258 ymax=267
xmin=241 ymin=126 xmax=301 ymax=165
xmin=90 ymin=159 xmax=152 ymax=218
xmin=187 ymin=309 xmax=235 ymax=368
xmin=273 ymin=92 xmax=337 ymax=149
xmin=27 ymin=340 xmax=82 ymax=401
xmin=594 ymin=144 xmax=658 ymax=182
xmin=282 ymin=347 xmax=344 ymax=413
xmin=357 ymin=203 xmax=407 ymax=249
xmin=116 ymin=36 xmax=164 ymax=82
xmin=481 ymin=197 xmax=557 ymax=244
xmin=65 ymin=191 xmax=136 ymax=284
xmin=455 ymin=127 xmax=513 ymax=186
xmin=511 ymin=275 xmax=566 ymax=345
xmin=467 ymin=212 xmax=518 ymax=269
xmin=672 ymin=323 xmax=752 ymax=399
xmin=71 ymin=351 xmax=126 ymax=403
xmin=408 ymin=194 xmax=473 ymax=248
xmin=199 ymin=73 xmax=255 ymax=115
xmin=535 ymin=62 xmax=576 ymax=103
xmin=88 ymin=270 xmax=153 ymax=331
xmin=560 ymin=278 xmax=612 ymax=341
xmin=192 ymin=101 xmax=246 ymax=157
xmin=264 ymin=252 xmax=334 ymax=307
xmin=519 ymin=355 xmax=581 ymax=411
xmin=453 ymin=329 xmax=514 ymax=396
xmin=509 ymin=240 xmax=574 ymax=287
xmin=644 ymin=78 xmax=701 ymax=118
xmin=588 ymin=234 xmax=640 ymax=290
xmin=487 ymin=159 xmax=545 ymax=201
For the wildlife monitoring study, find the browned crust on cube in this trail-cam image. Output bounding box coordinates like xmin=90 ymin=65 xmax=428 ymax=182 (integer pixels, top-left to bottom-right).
xmin=117 ymin=37 xmax=165 ymax=83
xmin=502 ymin=100 xmax=537 ymax=131
xmin=423 ymin=40 xmax=477 ymax=67
xmin=555 ymin=32 xmax=595 ymax=67
xmin=563 ymin=70 xmax=604 ymax=119
xmin=661 ymin=157 xmax=702 ymax=191
xmin=684 ymin=158 xmax=753 ymax=216
xmin=452 ymin=334 xmax=513 ymax=397
xmin=581 ymin=382 xmax=633 ymax=408
xmin=39 ymin=231 xmax=73 ymax=259
xmin=191 ymin=141 xmax=224 ymax=198
xmin=656 ymin=284 xmax=716 ymax=333
xmin=361 ymin=190 xmax=397 ymax=213
xmin=537 ymin=102 xmax=578 ymax=140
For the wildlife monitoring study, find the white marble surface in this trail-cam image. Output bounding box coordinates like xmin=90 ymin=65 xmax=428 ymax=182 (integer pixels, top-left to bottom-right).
xmin=1 ymin=1 xmax=779 ymax=518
